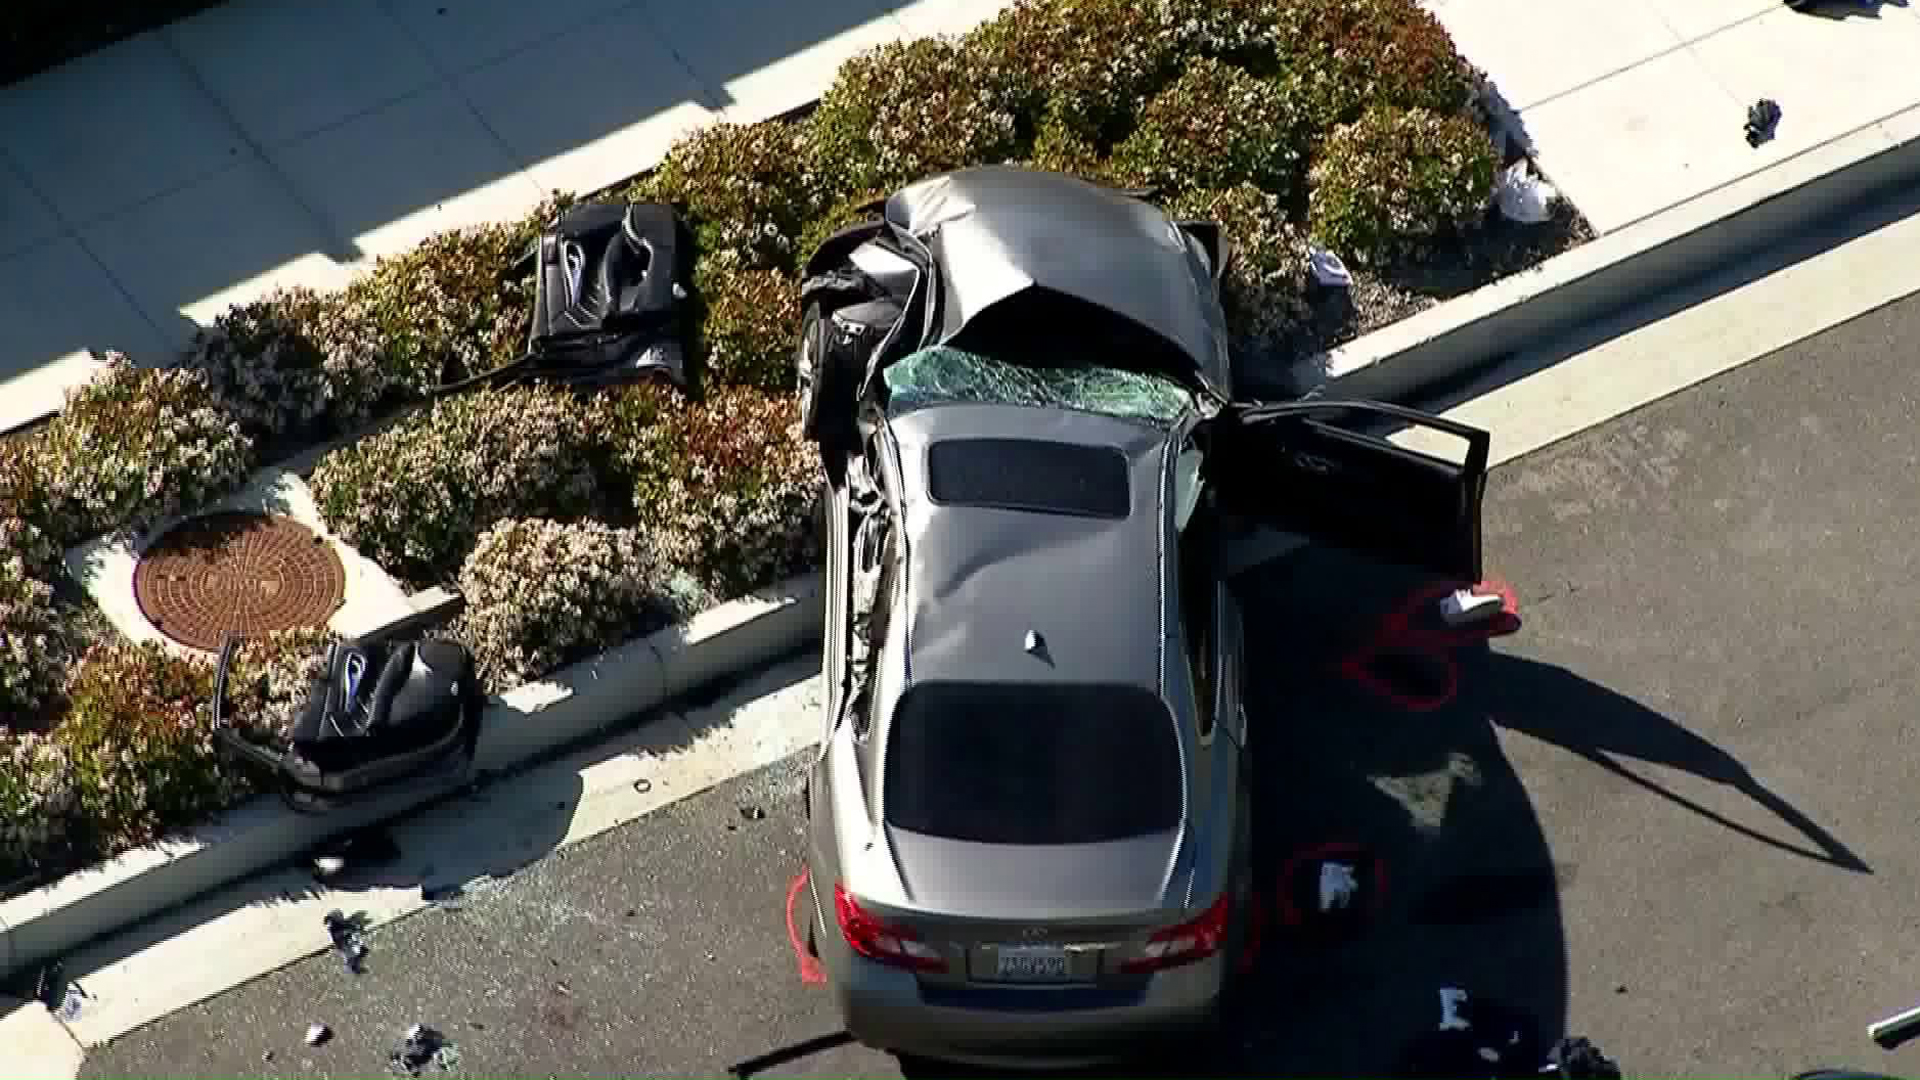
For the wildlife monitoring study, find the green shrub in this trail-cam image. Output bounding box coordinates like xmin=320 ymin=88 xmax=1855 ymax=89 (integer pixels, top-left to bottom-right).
xmin=1308 ymin=106 xmax=1498 ymax=266
xmin=29 ymin=355 xmax=254 ymax=547
xmin=1159 ymin=0 xmax=1289 ymax=69
xmin=795 ymin=187 xmax=890 ymax=272
xmin=1024 ymin=119 xmax=1112 ymax=183
xmin=625 ymin=386 xmax=818 ymax=598
xmin=180 ymin=288 xmax=359 ymax=444
xmin=310 ymin=385 xmax=611 ymax=587
xmin=56 ymin=643 xmax=251 ymax=853
xmin=961 ymin=0 xmax=1189 ymax=147
xmin=691 ymin=251 xmax=802 ymax=393
xmin=1 ymin=513 xmax=59 ymax=581
xmin=634 ymin=121 xmax=825 ymax=271
xmin=451 ymin=517 xmax=685 ymax=690
xmin=343 ymin=196 xmax=568 ymax=400
xmin=1269 ymin=0 xmax=1480 ymax=136
xmin=808 ymin=37 xmax=1021 ymax=197
xmin=1169 ymin=183 xmax=1311 ymax=363
xmin=1110 ymin=57 xmax=1304 ymax=199
xmin=220 ymin=626 xmax=340 ymax=746
xmin=1 ymin=527 xmax=64 ymax=723
xmin=0 ymin=732 xmax=79 ymax=876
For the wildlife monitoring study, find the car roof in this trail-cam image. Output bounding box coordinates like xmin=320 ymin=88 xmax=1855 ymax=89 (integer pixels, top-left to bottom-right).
xmin=883 ymin=401 xmax=1175 ymax=695
xmin=884 ymin=165 xmax=1231 ymax=398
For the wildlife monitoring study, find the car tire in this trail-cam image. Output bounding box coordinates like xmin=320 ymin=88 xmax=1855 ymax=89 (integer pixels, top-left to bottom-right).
xmin=797 ymin=301 xmax=858 ymax=457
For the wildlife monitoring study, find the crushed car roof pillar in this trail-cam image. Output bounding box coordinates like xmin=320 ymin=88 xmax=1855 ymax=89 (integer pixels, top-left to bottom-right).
xmin=883 ymin=166 xmax=1233 ymax=400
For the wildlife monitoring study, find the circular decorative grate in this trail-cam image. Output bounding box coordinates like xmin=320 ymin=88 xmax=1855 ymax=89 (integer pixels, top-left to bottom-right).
xmin=132 ymin=512 xmax=346 ymax=652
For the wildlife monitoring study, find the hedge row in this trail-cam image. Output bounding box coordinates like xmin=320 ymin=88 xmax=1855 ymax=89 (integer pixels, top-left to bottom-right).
xmin=1 ymin=0 xmax=1509 ymax=883
xmin=1 ymin=631 xmax=330 ymax=879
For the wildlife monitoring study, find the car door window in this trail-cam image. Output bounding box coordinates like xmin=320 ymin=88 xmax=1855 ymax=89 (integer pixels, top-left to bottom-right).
xmin=852 ymin=514 xmax=899 ymax=745
xmin=1173 ymin=437 xmax=1203 ymax=533
xmin=1179 ymin=503 xmax=1216 ymax=741
xmin=1205 ymin=400 xmax=1492 ymax=584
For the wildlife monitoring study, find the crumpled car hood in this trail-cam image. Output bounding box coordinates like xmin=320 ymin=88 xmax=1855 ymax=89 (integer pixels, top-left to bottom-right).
xmin=885 ymin=165 xmax=1231 ymax=398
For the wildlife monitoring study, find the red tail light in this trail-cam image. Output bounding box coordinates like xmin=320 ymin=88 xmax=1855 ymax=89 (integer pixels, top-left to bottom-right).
xmin=833 ymin=883 xmax=948 ymax=974
xmin=1119 ymin=891 xmax=1233 ymax=974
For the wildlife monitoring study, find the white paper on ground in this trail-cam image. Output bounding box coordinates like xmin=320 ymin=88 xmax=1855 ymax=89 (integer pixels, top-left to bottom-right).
xmin=1495 ymin=160 xmax=1557 ymax=225
xmin=1440 ymin=588 xmax=1504 ymax=625
xmin=1318 ymin=860 xmax=1359 ymax=911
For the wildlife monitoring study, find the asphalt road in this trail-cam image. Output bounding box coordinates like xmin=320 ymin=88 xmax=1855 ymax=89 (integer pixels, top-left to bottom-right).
xmin=83 ymin=290 xmax=1920 ymax=1078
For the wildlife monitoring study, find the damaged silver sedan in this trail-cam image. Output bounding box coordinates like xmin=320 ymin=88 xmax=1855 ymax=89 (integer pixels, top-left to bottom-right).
xmin=792 ymin=165 xmax=1494 ymax=1068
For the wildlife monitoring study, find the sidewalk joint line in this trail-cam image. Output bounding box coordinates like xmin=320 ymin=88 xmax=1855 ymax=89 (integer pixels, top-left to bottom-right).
xmin=153 ymin=24 xmax=365 ymax=266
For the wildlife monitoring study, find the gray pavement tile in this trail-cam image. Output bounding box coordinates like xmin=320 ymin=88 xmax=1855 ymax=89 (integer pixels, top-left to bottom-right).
xmin=1688 ymin=5 xmax=1920 ymax=164
xmin=0 ymin=154 xmax=61 ymax=259
xmin=0 ymin=33 xmax=246 ymax=226
xmin=455 ymin=3 xmax=720 ymax=200
xmin=636 ymin=0 xmax=909 ymax=125
xmin=269 ymin=80 xmax=545 ymax=262
xmin=163 ymin=0 xmax=438 ymax=150
xmin=1434 ymin=0 xmax=1681 ymax=112
xmin=0 ymin=235 xmax=164 ymax=429
xmin=381 ymin=0 xmax=638 ymax=77
xmin=78 ymin=157 xmax=357 ymax=351
xmin=1519 ymin=47 xmax=1749 ymax=234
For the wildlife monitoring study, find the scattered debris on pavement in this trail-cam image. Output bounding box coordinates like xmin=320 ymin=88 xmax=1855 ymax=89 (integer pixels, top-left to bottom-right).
xmin=1746 ymin=99 xmax=1783 ymax=147
xmin=309 ymin=826 xmax=403 ymax=882
xmin=1318 ymin=860 xmax=1359 ymax=913
xmin=1399 ymin=986 xmax=1543 ymax=1077
xmin=389 ymin=1024 xmax=460 ymax=1076
xmin=1545 ymin=1035 xmax=1623 ymax=1078
xmin=1440 ymin=587 xmax=1505 ymax=626
xmin=323 ymin=910 xmax=370 ymax=975
xmin=739 ymin=805 xmax=766 ymax=822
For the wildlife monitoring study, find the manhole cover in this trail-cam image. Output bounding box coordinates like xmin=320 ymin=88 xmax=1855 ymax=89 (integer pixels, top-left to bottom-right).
xmin=132 ymin=511 xmax=346 ymax=652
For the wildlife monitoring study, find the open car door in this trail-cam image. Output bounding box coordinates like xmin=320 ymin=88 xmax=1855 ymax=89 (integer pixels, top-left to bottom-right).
xmin=1202 ymin=399 xmax=1492 ymax=584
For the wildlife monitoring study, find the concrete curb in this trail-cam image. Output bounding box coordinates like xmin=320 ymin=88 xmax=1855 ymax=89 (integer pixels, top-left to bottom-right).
xmin=0 ymin=569 xmax=823 ymax=983
xmin=1292 ymin=103 xmax=1920 ymax=404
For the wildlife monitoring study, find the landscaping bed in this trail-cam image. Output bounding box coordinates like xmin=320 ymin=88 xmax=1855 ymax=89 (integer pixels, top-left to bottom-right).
xmin=0 ymin=0 xmax=1592 ymax=895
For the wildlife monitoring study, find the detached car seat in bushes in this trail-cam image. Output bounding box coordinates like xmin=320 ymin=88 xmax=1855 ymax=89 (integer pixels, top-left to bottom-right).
xmin=213 ymin=636 xmax=486 ymax=814
xmin=438 ymin=200 xmax=692 ymax=396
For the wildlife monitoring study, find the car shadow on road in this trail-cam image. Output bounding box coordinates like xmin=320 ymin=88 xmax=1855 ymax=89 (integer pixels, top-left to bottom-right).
xmin=869 ymin=550 xmax=1571 ymax=1080
xmin=1481 ymin=656 xmax=1871 ymax=875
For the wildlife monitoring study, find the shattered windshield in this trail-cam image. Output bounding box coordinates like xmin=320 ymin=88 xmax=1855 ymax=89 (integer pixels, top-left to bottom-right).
xmin=882 ymin=345 xmax=1196 ymax=429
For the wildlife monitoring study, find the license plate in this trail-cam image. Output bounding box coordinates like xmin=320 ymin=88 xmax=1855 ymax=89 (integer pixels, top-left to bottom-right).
xmin=994 ymin=945 xmax=1070 ymax=982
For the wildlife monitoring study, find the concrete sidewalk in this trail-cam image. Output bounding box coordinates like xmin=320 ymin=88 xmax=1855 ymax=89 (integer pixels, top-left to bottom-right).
xmin=1428 ymin=0 xmax=1920 ymax=234
xmin=0 ymin=0 xmax=1002 ymax=433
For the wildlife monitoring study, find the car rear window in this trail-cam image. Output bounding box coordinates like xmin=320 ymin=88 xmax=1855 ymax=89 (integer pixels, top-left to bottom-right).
xmin=883 ymin=681 xmax=1183 ymax=845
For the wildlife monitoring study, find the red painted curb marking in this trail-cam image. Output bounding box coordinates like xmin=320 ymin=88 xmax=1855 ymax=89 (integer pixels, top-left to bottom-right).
xmin=786 ymin=868 xmax=827 ymax=985
xmin=1336 ymin=577 xmax=1521 ymax=712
